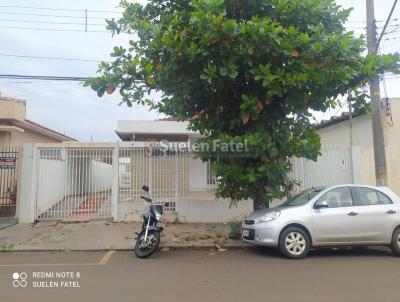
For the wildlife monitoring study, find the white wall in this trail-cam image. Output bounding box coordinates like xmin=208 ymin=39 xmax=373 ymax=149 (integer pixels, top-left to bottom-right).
xmin=317 ymin=115 xmax=375 ymax=147
xmin=117 ymin=198 xmax=253 ymax=223
xmin=36 ymin=158 xmax=67 ymax=216
xmin=118 ymin=120 xmax=192 ymax=135
xmin=89 ymin=159 xmax=113 ymax=192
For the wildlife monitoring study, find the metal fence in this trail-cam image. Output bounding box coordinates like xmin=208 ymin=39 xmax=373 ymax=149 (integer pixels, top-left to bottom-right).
xmin=35 ymin=145 xmax=114 ymax=220
xmin=290 ymin=146 xmax=353 ymax=194
xmin=118 ymin=144 xmax=217 ymax=213
xmin=31 ymin=142 xmax=353 ymax=221
xmin=0 ymin=146 xmax=20 ymax=217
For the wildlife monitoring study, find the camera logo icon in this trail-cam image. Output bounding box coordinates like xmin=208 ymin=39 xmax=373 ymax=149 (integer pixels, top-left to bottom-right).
xmin=12 ymin=272 xmax=28 ymax=288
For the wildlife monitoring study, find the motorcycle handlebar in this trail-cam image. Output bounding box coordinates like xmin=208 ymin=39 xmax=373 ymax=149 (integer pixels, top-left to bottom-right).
xmin=140 ymin=195 xmax=152 ymax=202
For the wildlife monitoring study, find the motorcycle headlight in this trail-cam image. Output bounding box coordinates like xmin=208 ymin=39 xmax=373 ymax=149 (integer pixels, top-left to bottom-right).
xmin=155 ymin=212 xmax=162 ymax=221
xmin=258 ymin=210 xmax=280 ymax=223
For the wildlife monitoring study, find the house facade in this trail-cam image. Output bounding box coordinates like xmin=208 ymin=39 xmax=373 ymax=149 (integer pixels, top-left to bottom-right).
xmin=116 ymin=98 xmax=400 ymax=203
xmin=0 ymin=96 xmax=75 ymax=220
xmin=0 ymin=96 xmax=75 ymax=146
xmin=15 ymin=98 xmax=400 ymax=224
xmin=316 ymin=98 xmax=400 ymax=195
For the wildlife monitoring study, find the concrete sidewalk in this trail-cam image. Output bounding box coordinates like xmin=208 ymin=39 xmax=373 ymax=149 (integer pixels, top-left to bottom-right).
xmin=0 ymin=220 xmax=250 ymax=251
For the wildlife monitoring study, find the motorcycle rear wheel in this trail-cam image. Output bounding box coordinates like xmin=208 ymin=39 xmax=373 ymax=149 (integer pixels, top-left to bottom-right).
xmin=134 ymin=230 xmax=160 ymax=258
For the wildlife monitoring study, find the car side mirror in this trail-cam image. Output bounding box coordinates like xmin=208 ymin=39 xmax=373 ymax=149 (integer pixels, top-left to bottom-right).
xmin=142 ymin=185 xmax=149 ymax=192
xmin=314 ymin=200 xmax=328 ymax=209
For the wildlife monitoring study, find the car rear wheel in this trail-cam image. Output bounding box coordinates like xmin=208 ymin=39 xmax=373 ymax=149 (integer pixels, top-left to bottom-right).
xmin=279 ymin=227 xmax=310 ymax=259
xmin=390 ymin=227 xmax=400 ymax=257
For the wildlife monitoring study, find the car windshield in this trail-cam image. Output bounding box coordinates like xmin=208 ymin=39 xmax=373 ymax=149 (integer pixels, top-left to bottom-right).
xmin=281 ymin=187 xmax=325 ymax=207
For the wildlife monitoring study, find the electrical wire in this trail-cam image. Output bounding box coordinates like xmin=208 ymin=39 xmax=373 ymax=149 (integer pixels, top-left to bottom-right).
xmin=0 ymin=5 xmax=122 ymax=14
xmin=0 ymin=11 xmax=114 ymax=20
xmin=0 ymin=74 xmax=89 ymax=81
xmin=0 ymin=52 xmax=104 ymax=63
xmin=0 ymin=25 xmax=109 ymax=33
xmin=376 ymin=0 xmax=399 ymax=52
xmin=0 ymin=18 xmax=105 ymax=26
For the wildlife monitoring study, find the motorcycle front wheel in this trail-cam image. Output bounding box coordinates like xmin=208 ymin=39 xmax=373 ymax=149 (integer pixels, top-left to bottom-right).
xmin=134 ymin=230 xmax=160 ymax=258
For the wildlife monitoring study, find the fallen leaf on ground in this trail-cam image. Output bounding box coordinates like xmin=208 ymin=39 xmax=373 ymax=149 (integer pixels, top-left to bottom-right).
xmin=160 ymin=247 xmax=170 ymax=253
xmin=171 ymin=237 xmax=180 ymax=242
xmin=124 ymin=221 xmax=133 ymax=224
xmin=125 ymin=236 xmax=132 ymax=240
xmin=218 ymin=248 xmax=227 ymax=252
xmin=208 ymin=251 xmax=220 ymax=256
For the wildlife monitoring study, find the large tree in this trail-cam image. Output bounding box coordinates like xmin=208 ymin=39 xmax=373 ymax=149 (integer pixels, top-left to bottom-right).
xmin=86 ymin=0 xmax=399 ymax=210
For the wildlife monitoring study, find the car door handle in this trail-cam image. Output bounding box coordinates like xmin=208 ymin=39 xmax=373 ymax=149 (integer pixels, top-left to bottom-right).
xmin=348 ymin=212 xmax=358 ymax=216
xmin=387 ymin=210 xmax=397 ymax=215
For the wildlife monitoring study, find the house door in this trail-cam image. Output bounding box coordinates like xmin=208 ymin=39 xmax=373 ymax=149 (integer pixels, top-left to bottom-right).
xmin=0 ymin=146 xmax=20 ymax=217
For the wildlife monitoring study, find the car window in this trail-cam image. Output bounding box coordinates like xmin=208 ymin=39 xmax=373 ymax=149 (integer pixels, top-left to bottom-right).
xmin=355 ymin=187 xmax=393 ymax=205
xmin=281 ymin=187 xmax=325 ymax=207
xmin=317 ymin=187 xmax=353 ymax=208
xmin=377 ymin=191 xmax=393 ymax=204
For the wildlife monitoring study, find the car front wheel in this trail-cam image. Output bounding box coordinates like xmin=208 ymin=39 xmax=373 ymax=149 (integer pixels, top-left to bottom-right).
xmin=390 ymin=227 xmax=400 ymax=257
xmin=279 ymin=227 xmax=310 ymax=259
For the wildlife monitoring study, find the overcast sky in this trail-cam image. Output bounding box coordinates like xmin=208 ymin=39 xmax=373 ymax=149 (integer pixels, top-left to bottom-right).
xmin=0 ymin=0 xmax=399 ymax=141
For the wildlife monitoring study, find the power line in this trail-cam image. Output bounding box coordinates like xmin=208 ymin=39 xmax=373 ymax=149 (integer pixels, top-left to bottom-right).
xmin=0 ymin=74 xmax=89 ymax=81
xmin=0 ymin=52 xmax=104 ymax=63
xmin=376 ymin=0 xmax=399 ymax=52
xmin=0 ymin=25 xmax=109 ymax=33
xmin=0 ymin=18 xmax=105 ymax=26
xmin=0 ymin=11 xmax=113 ymax=20
xmin=0 ymin=5 xmax=122 ymax=14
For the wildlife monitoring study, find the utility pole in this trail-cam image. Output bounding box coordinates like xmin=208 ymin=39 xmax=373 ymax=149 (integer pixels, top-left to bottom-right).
xmin=366 ymin=0 xmax=388 ymax=186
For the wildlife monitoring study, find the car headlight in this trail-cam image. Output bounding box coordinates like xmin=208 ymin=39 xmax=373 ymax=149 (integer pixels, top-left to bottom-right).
xmin=258 ymin=210 xmax=281 ymax=223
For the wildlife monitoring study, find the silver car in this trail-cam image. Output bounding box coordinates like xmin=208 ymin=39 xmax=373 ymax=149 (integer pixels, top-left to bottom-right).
xmin=242 ymin=185 xmax=400 ymax=259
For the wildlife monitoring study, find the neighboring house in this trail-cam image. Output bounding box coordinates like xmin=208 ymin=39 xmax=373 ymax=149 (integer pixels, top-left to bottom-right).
xmin=0 ymin=96 xmax=76 ymax=146
xmin=0 ymin=96 xmax=75 ymax=220
xmin=316 ymin=97 xmax=400 ymax=195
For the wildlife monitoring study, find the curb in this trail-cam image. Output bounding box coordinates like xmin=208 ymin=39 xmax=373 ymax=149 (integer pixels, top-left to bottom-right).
xmin=3 ymin=243 xmax=255 ymax=252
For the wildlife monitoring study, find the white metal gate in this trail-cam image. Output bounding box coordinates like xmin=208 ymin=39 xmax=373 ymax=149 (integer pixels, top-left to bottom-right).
xmin=35 ymin=145 xmax=115 ymax=220
xmin=290 ymin=146 xmax=353 ymax=194
xmin=118 ymin=143 xmax=189 ymax=213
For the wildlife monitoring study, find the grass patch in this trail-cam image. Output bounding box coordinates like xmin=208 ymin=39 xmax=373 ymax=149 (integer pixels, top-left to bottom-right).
xmin=0 ymin=243 xmax=14 ymax=252
xmin=229 ymin=220 xmax=243 ymax=239
xmin=184 ymin=235 xmax=197 ymax=241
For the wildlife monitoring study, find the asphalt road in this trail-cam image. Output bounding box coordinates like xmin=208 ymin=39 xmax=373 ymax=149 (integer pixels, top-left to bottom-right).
xmin=1 ymin=248 xmax=400 ymax=302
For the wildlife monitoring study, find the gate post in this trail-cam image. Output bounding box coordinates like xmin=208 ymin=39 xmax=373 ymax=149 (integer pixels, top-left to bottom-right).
xmin=19 ymin=143 xmax=37 ymax=223
xmin=111 ymin=142 xmax=119 ymax=221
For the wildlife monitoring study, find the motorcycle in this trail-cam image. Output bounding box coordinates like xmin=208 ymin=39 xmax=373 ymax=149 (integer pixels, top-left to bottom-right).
xmin=134 ymin=185 xmax=168 ymax=258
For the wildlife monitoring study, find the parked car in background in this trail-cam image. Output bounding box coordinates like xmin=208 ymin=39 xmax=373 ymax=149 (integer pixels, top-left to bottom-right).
xmin=242 ymin=185 xmax=400 ymax=259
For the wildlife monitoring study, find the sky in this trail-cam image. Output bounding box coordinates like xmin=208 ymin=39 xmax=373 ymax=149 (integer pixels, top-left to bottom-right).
xmin=0 ymin=0 xmax=399 ymax=141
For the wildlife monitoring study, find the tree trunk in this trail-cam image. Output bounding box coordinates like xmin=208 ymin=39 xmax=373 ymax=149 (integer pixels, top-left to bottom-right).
xmin=253 ymin=180 xmax=268 ymax=211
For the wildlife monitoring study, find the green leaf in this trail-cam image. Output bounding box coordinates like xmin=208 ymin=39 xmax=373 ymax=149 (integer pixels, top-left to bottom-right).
xmin=220 ymin=67 xmax=228 ymax=76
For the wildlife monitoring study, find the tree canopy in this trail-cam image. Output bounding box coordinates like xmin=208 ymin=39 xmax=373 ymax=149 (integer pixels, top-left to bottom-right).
xmin=86 ymin=0 xmax=399 ymax=210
